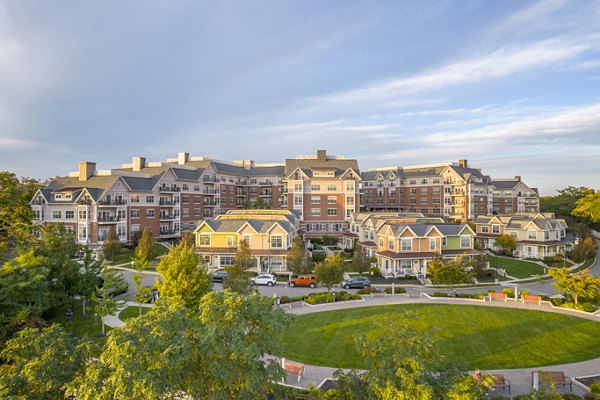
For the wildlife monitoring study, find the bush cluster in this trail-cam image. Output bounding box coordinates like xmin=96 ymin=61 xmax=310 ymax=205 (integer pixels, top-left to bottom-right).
xmin=383 ymin=287 xmax=407 ymax=294
xmin=302 ymin=291 xmax=361 ymax=305
xmin=356 ymin=287 xmax=380 ymax=295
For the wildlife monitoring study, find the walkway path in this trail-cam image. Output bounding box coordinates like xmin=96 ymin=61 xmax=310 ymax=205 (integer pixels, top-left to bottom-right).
xmin=103 ymin=301 xmax=153 ymax=328
xmin=278 ymin=294 xmax=600 ymax=395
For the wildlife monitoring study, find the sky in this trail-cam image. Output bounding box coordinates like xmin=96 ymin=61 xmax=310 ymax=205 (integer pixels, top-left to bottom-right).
xmin=0 ymin=0 xmax=599 ymax=196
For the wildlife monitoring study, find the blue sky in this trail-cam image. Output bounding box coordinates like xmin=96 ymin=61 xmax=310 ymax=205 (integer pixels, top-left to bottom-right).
xmin=1 ymin=0 xmax=599 ymax=196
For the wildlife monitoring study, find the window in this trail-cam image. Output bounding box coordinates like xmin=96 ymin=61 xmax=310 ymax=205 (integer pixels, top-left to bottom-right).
xmin=481 ymin=226 xmax=489 ymax=233
xmin=146 ymin=195 xmax=154 ymax=203
xmin=429 ymin=238 xmax=436 ymax=250
xmin=78 ymin=226 xmax=87 ymax=240
xmin=311 ymin=208 xmax=321 ymax=216
xmin=294 ymin=195 xmax=302 ymax=206
xmin=294 ymin=183 xmax=302 ymax=192
xmin=194 ymin=196 xmax=201 ymax=204
xmin=79 ymin=210 xmax=87 ymax=219
xmin=327 ymin=184 xmax=336 ymax=191
xmin=226 ymin=236 xmax=234 ymax=247
xmin=250 ymin=179 xmax=257 ymax=185
xmin=242 ymin=234 xmax=250 ymax=243
xmin=182 ymin=196 xmax=190 ymax=204
xmin=432 ymin=198 xmax=440 ymax=204
xmin=528 ymin=230 xmax=537 ymax=240
xmin=432 ymin=187 xmax=440 ymax=194
xmin=53 ymin=210 xmax=61 ymax=219
xmin=117 ymin=225 xmax=126 ymax=238
xmin=509 ymin=231 xmax=518 ymax=238
xmin=433 ymin=178 xmax=440 ymax=184
xmin=250 ymin=188 xmax=257 ymax=194
xmin=401 ymin=238 xmax=412 ymax=251
xmin=271 ymin=235 xmax=283 ymax=248
xmin=182 ymin=208 xmax=190 ymax=217
xmin=131 ymin=224 xmax=140 ymax=234
xmin=346 ymin=183 xmax=354 ymax=191
xmin=420 ymin=198 xmax=428 ymax=204
xmin=327 ymin=208 xmax=337 ymax=216
xmin=379 ymin=238 xmax=384 ymax=247
xmin=409 ymin=179 xmax=416 ymax=185
xmin=194 ymin=185 xmax=200 ymax=192
xmin=421 ymin=179 xmax=427 ymax=184
xmin=346 ymin=196 xmax=354 ymax=205
xmin=194 ymin=208 xmax=201 ymax=217
xmin=182 ymin=184 xmax=189 ymax=191
xmin=327 ymin=196 xmax=337 ymax=204
xmin=310 ymin=184 xmax=320 ymax=191
xmin=460 ymin=235 xmax=471 ymax=248
xmin=220 ymin=256 xmax=234 ymax=267
xmin=131 ymin=209 xmax=140 ymax=219
xmin=130 ymin=194 xmax=140 ymax=203
xmin=409 ymin=188 xmax=417 ymax=195
xmin=409 ymin=199 xmax=416 ymax=204
xmin=442 ymin=237 xmax=447 ymax=246
xmin=388 ymin=238 xmax=394 ymax=250
xmin=311 ymin=196 xmax=321 ymax=204
xmin=199 ymin=235 xmax=210 ymax=246
xmin=492 ymin=225 xmax=500 ymax=234
xmin=420 ymin=188 xmax=428 ymax=194
xmin=65 ymin=211 xmax=74 ymax=219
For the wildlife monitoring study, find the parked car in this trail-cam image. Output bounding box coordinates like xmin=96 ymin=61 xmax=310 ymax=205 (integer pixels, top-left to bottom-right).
xmin=211 ymin=270 xmax=228 ymax=283
xmin=96 ymin=276 xmax=129 ymax=298
xmin=341 ymin=276 xmax=371 ymax=289
xmin=146 ymin=288 xmax=159 ymax=303
xmin=250 ymin=273 xmax=277 ymax=286
xmin=288 ymin=274 xmax=317 ymax=288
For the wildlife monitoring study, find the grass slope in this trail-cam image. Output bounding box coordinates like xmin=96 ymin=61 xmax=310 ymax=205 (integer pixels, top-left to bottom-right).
xmin=488 ymin=255 xmax=546 ymax=278
xmin=119 ymin=306 xmax=150 ymax=321
xmin=280 ymin=304 xmax=600 ymax=370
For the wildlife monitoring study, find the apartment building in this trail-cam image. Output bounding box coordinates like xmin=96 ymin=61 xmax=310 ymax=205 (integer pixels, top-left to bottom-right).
xmin=376 ymin=221 xmax=481 ymax=278
xmin=194 ymin=209 xmax=300 ymax=272
xmin=282 ymin=150 xmax=360 ymax=237
xmin=491 ymin=177 xmax=540 ymax=215
xmin=342 ymin=212 xmax=444 ymax=257
xmin=474 ymin=213 xmax=573 ymax=259
xmin=362 ymin=160 xmax=539 ymax=221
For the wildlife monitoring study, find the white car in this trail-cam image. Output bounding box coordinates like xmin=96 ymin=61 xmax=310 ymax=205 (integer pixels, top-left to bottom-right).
xmin=250 ymin=273 xmax=277 ymax=286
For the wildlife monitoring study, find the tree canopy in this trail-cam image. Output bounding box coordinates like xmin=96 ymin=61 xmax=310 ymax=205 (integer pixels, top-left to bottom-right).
xmin=287 ymin=235 xmax=309 ymax=275
xmin=223 ymin=239 xmax=255 ymax=294
xmin=428 ymin=257 xmax=475 ymax=291
xmin=315 ymin=254 xmax=345 ymax=292
xmin=549 ymin=267 xmax=600 ymax=306
xmin=572 ymin=191 xmax=600 ymax=223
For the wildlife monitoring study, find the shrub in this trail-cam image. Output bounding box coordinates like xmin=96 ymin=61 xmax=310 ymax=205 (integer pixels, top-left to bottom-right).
xmin=502 ymin=288 xmax=514 ymax=297
xmin=519 ymin=289 xmax=530 ymax=297
xmin=544 ymin=255 xmax=563 ymax=263
xmin=357 ymin=287 xmax=380 ymax=295
xmin=579 ymin=303 xmax=599 ymax=313
xmin=551 ymin=297 xmax=565 ymax=306
xmin=322 ymin=235 xmax=338 ymax=245
xmin=590 ymin=381 xmax=600 ymax=393
xmin=384 ymin=287 xmax=406 ymax=294
xmin=312 ymin=252 xmax=326 ymax=263
xmin=310 ymin=238 xmax=323 ymax=245
xmin=456 ymin=292 xmax=486 ymax=300
xmin=279 ymin=295 xmax=291 ymax=304
xmin=561 ymin=394 xmax=583 ymax=400
xmin=369 ymin=266 xmax=381 ymax=276
xmin=432 ymin=292 xmax=448 ymax=297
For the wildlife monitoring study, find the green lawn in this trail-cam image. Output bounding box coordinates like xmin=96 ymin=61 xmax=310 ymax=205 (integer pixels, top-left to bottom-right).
xmin=119 ymin=306 xmax=150 ymax=321
xmin=47 ymin=300 xmax=110 ymax=339
xmin=488 ymin=254 xmax=546 ymax=279
xmin=279 ymin=304 xmax=600 ymax=370
xmin=108 ymin=243 xmax=169 ymax=266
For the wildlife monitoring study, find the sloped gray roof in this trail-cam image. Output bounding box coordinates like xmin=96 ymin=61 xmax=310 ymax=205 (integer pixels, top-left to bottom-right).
xmin=122 ymin=172 xmax=165 ymax=191
xmin=285 ymin=157 xmax=359 ymax=177
xmin=45 ymin=175 xmax=119 ymax=191
xmin=247 ymin=166 xmax=285 ymax=176
xmin=434 ymin=224 xmax=469 ymax=236
xmin=171 ymin=168 xmax=203 ymax=181
xmin=204 ymin=219 xmax=295 ymax=234
xmin=492 ymin=180 xmax=518 ymax=190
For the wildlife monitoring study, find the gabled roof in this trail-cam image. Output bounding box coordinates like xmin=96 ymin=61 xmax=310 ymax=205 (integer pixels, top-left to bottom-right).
xmin=492 ymin=180 xmax=519 ymax=190
xmin=284 ymin=156 xmax=359 ymax=177
xmin=121 ymin=172 xmax=165 ymax=192
xmin=199 ymin=219 xmax=296 ymax=235
xmin=171 ymin=167 xmax=203 ymax=181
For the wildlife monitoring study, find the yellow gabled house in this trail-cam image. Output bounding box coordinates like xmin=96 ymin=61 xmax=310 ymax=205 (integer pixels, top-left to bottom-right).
xmin=194 ymin=210 xmax=300 ymax=272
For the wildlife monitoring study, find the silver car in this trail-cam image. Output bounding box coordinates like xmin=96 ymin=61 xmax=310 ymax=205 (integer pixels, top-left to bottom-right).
xmin=250 ymin=273 xmax=277 ymax=286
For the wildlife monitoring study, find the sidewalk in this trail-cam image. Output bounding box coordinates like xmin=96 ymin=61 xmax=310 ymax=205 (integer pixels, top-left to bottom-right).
xmin=103 ymin=301 xmax=154 ymax=328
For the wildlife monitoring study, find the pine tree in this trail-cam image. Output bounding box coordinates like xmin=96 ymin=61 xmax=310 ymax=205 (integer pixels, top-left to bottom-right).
xmin=102 ymin=226 xmax=120 ymax=261
xmin=287 ymin=235 xmax=309 ymax=275
xmin=92 ymin=264 xmax=127 ymax=335
xmin=352 ymin=242 xmax=370 ymax=276
xmin=135 ymin=228 xmax=156 ymax=261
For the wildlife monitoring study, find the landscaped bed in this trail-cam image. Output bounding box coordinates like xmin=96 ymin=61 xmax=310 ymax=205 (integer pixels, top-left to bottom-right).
xmin=279 ymin=304 xmax=600 ymax=370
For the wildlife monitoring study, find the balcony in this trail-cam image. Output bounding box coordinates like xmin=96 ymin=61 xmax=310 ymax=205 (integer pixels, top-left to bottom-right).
xmin=159 ymin=214 xmax=175 ymax=221
xmin=203 ymin=176 xmax=217 ymax=183
xmin=204 ymin=201 xmax=217 ymax=207
xmin=258 ymin=181 xmax=273 ymax=186
xmin=159 ymin=230 xmax=180 ymax=237
xmin=203 ymin=189 xmax=219 ymax=195
xmin=159 ymin=185 xmax=180 ymax=192
xmin=236 ymin=180 xmax=247 ymax=185
xmin=260 ymin=191 xmax=272 ymax=197
xmin=236 ymin=192 xmax=247 ymax=196
xmin=98 ymin=215 xmax=124 ymax=223
xmin=31 ymin=199 xmax=46 ymax=205
xmin=98 ymin=198 xmax=127 ymax=206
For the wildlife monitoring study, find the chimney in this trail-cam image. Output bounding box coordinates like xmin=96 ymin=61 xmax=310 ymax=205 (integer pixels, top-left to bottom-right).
xmin=78 ymin=161 xmax=96 ymax=181
xmin=515 ymin=175 xmax=521 ymax=181
xmin=178 ymin=152 xmax=189 ymax=165
xmin=132 ymin=156 xmax=146 ymax=172
xmin=317 ymin=149 xmax=327 ymax=162
xmin=458 ymin=159 xmax=468 ymax=168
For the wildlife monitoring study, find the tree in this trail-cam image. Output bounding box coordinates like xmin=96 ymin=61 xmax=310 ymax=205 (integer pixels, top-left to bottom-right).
xmin=332 ymin=320 xmax=492 ymax=400
xmin=102 ymin=226 xmax=120 ymax=261
xmin=573 ymin=191 xmax=600 ymax=223
xmin=287 ymin=235 xmax=309 ymax=275
xmin=0 ymin=172 xmax=42 ymax=262
xmin=132 ymin=253 xmax=151 ymax=316
xmin=180 ymin=231 xmax=195 ymax=247
xmin=494 ymin=234 xmax=517 ymax=256
xmin=468 ymin=254 xmax=489 ymax=278
xmin=0 ymin=324 xmax=90 ymax=399
xmin=224 ymin=239 xmax=255 ymax=294
xmin=549 ymin=267 xmax=600 ymax=306
xmin=92 ymin=265 xmax=127 ymax=336
xmin=135 ymin=227 xmax=156 ymax=261
xmin=315 ymin=254 xmax=345 ymax=292
xmin=540 ymin=186 xmax=594 ymax=217
xmin=570 ymin=236 xmax=598 ymax=263
xmin=352 ymin=242 xmax=371 ymax=276
xmin=156 ymin=241 xmax=212 ymax=310
xmin=73 ymin=292 xmax=291 ymax=399
xmin=428 ymin=256 xmax=475 ymax=293
xmin=79 ymin=248 xmax=103 ymax=316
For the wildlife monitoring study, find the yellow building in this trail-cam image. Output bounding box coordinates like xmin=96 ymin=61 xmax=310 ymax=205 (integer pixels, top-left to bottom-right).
xmin=194 ymin=210 xmax=300 ymax=272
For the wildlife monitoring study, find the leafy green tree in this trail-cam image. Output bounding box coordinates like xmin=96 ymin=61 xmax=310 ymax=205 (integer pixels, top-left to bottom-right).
xmin=540 ymin=186 xmax=594 ymax=217
xmin=135 ymin=227 xmax=156 ymax=261
xmin=287 ymin=235 xmax=309 ymax=275
xmin=156 ymin=241 xmax=212 ymax=310
xmin=494 ymin=234 xmax=517 ymax=256
xmin=92 ymin=265 xmax=127 ymax=336
xmin=315 ymin=254 xmax=345 ymax=292
xmin=0 ymin=324 xmax=90 ymax=399
xmin=224 ymin=239 xmax=255 ymax=294
xmin=428 ymin=256 xmax=475 ymax=293
xmin=102 ymin=226 xmax=120 ymax=261
xmin=254 ymin=198 xmax=271 ymax=209
xmin=0 ymin=172 xmax=42 ymax=261
xmin=180 ymin=231 xmax=195 ymax=247
xmin=79 ymin=248 xmax=103 ymax=316
xmin=570 ymin=236 xmax=598 ymax=263
xmin=132 ymin=253 xmax=151 ymax=316
xmin=352 ymin=242 xmax=371 ymax=276
xmin=549 ymin=267 xmax=600 ymax=306
xmin=468 ymin=254 xmax=489 ymax=278
xmin=573 ymin=191 xmax=600 ymax=223
xmin=0 ymin=249 xmax=51 ymax=343
xmin=74 ymin=292 xmax=291 ymax=399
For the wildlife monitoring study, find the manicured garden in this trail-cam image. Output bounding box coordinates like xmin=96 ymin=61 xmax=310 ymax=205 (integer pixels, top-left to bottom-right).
xmin=488 ymin=254 xmax=546 ymax=278
xmin=279 ymin=304 xmax=600 ymax=370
